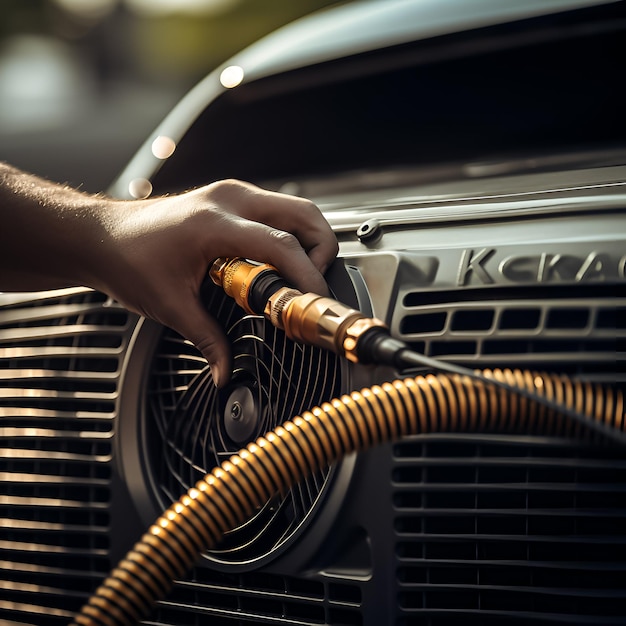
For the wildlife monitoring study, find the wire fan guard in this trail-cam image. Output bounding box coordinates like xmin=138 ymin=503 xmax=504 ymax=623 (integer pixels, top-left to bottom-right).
xmin=145 ymin=282 xmax=342 ymax=566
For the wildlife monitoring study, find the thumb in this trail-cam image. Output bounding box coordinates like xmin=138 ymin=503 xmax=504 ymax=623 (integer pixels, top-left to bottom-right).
xmin=167 ymin=298 xmax=232 ymax=388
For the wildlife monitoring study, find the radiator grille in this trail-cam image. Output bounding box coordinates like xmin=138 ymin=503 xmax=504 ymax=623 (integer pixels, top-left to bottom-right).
xmin=395 ymin=285 xmax=622 ymax=373
xmin=0 ymin=277 xmax=623 ymax=624
xmin=146 ymin=566 xmax=362 ymax=626
xmin=393 ymin=435 xmax=626 ymax=625
xmin=0 ymin=289 xmax=134 ymax=625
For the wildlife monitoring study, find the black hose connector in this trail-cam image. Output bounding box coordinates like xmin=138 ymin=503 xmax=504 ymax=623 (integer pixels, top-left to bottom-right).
xmin=247 ymin=269 xmax=290 ymax=315
xmin=355 ymin=328 xmax=408 ymax=367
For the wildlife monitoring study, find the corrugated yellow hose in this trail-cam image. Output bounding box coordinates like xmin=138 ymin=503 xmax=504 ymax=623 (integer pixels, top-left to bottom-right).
xmin=70 ymin=369 xmax=624 ymax=626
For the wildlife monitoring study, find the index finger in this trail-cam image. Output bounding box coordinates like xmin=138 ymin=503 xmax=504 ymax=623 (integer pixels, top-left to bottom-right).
xmin=202 ymin=180 xmax=338 ymax=274
xmin=208 ymin=215 xmax=332 ymax=296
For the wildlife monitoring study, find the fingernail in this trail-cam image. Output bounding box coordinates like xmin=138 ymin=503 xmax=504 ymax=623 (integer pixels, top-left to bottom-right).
xmin=211 ymin=364 xmax=221 ymax=388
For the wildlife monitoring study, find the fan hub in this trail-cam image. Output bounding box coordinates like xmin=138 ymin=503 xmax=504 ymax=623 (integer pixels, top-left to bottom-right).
xmin=223 ymin=385 xmax=258 ymax=445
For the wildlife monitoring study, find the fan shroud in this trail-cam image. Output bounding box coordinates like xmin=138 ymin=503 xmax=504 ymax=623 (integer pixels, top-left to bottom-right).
xmin=119 ymin=272 xmax=362 ymax=569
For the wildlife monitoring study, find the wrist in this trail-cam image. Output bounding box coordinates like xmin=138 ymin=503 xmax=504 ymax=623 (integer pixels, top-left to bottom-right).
xmin=0 ymin=163 xmax=129 ymax=292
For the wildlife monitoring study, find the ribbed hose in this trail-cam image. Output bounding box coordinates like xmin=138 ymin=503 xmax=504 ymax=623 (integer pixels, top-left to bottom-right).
xmin=70 ymin=369 xmax=624 ymax=626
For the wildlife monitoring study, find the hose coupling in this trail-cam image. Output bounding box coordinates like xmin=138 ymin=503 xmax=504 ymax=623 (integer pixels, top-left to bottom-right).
xmin=210 ymin=257 xmax=388 ymax=362
xmin=266 ymin=289 xmax=387 ymax=361
xmin=209 ymin=257 xmax=291 ymax=316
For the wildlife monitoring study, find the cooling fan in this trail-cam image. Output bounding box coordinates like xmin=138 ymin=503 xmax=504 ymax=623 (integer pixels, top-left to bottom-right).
xmin=137 ymin=277 xmax=345 ymax=567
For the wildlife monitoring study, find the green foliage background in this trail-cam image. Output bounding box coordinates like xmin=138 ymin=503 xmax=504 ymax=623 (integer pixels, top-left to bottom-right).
xmin=1 ymin=0 xmax=346 ymax=89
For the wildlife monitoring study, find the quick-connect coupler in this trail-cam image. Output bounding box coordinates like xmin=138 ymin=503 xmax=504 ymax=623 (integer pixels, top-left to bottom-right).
xmin=209 ymin=257 xmax=389 ymax=363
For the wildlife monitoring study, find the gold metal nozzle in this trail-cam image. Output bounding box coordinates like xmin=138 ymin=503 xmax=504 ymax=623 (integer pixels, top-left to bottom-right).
xmin=210 ymin=257 xmax=389 ymax=362
xmin=209 ymin=257 xmax=276 ymax=315
xmin=266 ymin=290 xmax=387 ymax=362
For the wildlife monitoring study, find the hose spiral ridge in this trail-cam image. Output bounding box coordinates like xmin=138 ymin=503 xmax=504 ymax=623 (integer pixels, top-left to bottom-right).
xmin=71 ymin=369 xmax=624 ymax=626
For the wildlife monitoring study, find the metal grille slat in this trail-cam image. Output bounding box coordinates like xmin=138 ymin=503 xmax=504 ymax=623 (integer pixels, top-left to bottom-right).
xmin=395 ymin=285 xmax=624 ymax=374
xmin=0 ymin=289 xmax=135 ymax=624
xmin=394 ymin=435 xmax=626 ymax=622
xmin=0 ymin=407 xmax=113 ymax=419
xmin=0 ymin=346 xmax=125 ymax=359
xmin=147 ymin=566 xmax=362 ymax=626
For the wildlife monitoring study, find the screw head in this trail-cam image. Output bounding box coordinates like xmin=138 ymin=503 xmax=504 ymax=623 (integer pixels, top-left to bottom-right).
xmin=230 ymin=401 xmax=242 ymax=420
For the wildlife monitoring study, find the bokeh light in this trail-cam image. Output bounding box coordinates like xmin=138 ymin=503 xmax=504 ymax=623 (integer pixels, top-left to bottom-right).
xmin=219 ymin=65 xmax=244 ymax=88
xmin=151 ymin=135 xmax=177 ymax=159
xmin=129 ymin=177 xmax=153 ymax=198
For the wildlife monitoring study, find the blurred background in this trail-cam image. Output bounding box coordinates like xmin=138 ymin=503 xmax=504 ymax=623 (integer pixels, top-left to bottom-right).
xmin=0 ymin=0 xmax=343 ymax=192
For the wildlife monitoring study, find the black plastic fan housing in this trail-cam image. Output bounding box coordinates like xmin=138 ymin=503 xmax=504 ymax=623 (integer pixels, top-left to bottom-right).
xmin=145 ymin=280 xmax=344 ymax=566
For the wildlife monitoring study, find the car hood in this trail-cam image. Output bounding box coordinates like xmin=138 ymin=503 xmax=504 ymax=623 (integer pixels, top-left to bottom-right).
xmin=224 ymin=0 xmax=616 ymax=81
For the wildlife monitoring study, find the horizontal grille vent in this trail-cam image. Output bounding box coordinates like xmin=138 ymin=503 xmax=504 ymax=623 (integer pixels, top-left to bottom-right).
xmin=147 ymin=565 xmax=362 ymax=626
xmin=393 ymin=435 xmax=626 ymax=624
xmin=394 ymin=285 xmax=622 ymax=374
xmin=0 ymin=289 xmax=135 ymax=625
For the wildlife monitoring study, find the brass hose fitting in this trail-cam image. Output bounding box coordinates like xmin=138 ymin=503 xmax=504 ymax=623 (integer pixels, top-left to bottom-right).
xmin=208 ymin=257 xmax=388 ymax=362
xmin=71 ymin=370 xmax=624 ymax=625
xmin=208 ymin=257 xmax=274 ymax=315
xmin=267 ymin=288 xmax=387 ymax=362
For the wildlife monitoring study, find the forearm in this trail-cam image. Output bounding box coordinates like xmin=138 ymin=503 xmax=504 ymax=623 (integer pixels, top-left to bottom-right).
xmin=0 ymin=163 xmax=121 ymax=292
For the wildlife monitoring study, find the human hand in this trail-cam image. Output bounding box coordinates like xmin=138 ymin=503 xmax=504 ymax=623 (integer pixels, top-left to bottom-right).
xmin=1 ymin=165 xmax=338 ymax=386
xmin=91 ymin=179 xmax=338 ymax=387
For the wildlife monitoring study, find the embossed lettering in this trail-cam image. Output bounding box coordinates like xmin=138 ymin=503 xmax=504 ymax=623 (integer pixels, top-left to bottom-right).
xmin=500 ymin=255 xmax=537 ymax=283
xmin=460 ymin=249 xmax=625 ymax=286
xmin=536 ymin=254 xmax=577 ymax=282
xmin=575 ymin=252 xmax=609 ymax=282
xmin=457 ymin=248 xmax=495 ymax=286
